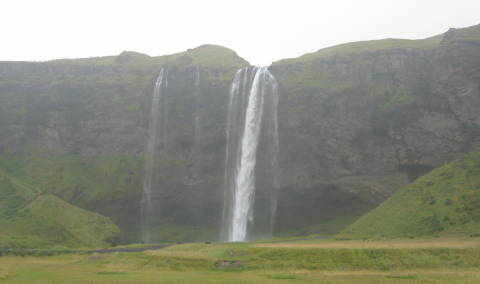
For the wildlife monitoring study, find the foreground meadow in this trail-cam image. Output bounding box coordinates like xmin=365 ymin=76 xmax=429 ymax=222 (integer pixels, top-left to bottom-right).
xmin=1 ymin=238 xmax=480 ymax=283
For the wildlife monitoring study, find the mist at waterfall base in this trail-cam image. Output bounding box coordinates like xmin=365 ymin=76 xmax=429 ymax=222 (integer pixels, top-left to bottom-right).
xmin=140 ymin=66 xmax=280 ymax=243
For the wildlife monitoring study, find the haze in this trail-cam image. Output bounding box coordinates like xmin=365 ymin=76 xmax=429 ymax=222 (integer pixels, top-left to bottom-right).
xmin=1 ymin=0 xmax=479 ymax=65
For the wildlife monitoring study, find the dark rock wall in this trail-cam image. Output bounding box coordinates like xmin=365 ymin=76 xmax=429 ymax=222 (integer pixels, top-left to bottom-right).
xmin=270 ymin=27 xmax=480 ymax=231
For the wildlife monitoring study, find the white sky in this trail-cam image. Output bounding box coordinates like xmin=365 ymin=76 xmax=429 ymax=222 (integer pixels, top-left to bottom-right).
xmin=1 ymin=0 xmax=479 ymax=65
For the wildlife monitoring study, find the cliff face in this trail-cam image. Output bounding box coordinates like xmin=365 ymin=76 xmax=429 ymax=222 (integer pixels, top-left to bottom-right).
xmin=0 ymin=25 xmax=479 ymax=241
xmin=270 ymin=25 xmax=480 ymax=231
xmin=0 ymin=46 xmax=247 ymax=157
xmin=0 ymin=45 xmax=249 ymax=242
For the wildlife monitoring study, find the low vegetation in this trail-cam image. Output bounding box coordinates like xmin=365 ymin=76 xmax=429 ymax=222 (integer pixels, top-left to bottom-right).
xmin=273 ymin=35 xmax=443 ymax=67
xmin=340 ymin=150 xmax=480 ymax=239
xmin=0 ymin=238 xmax=479 ymax=283
xmin=0 ymin=169 xmax=119 ymax=249
xmin=0 ymin=153 xmax=143 ymax=207
xmin=273 ymin=24 xmax=480 ymax=67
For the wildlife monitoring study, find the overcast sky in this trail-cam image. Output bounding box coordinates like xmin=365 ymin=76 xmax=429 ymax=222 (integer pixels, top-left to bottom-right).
xmin=1 ymin=0 xmax=479 ymax=65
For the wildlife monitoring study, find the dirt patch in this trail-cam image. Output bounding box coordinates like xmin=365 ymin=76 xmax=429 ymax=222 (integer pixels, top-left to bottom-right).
xmin=215 ymin=260 xmax=243 ymax=269
xmin=88 ymin=254 xmax=108 ymax=262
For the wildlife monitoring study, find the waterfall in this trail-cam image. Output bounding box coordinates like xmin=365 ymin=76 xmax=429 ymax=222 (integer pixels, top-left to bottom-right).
xmin=141 ymin=68 xmax=168 ymax=243
xmin=223 ymin=66 xmax=279 ymax=242
xmin=192 ymin=66 xmax=202 ymax=168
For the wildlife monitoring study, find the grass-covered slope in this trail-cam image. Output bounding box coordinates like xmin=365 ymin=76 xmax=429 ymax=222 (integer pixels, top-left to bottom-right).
xmin=0 ymin=153 xmax=141 ymax=243
xmin=274 ymin=35 xmax=443 ymax=66
xmin=0 ymin=170 xmax=119 ymax=249
xmin=340 ymin=150 xmax=480 ymax=239
xmin=273 ymin=24 xmax=480 ymax=67
xmin=0 ymin=153 xmax=141 ymax=208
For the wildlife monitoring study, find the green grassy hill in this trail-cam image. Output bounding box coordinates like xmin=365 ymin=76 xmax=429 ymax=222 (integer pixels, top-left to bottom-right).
xmin=0 ymin=170 xmax=119 ymax=249
xmin=273 ymin=35 xmax=443 ymax=67
xmin=273 ymin=24 xmax=480 ymax=67
xmin=340 ymin=150 xmax=480 ymax=239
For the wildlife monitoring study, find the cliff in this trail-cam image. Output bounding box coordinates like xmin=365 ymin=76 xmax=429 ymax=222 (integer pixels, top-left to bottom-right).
xmin=0 ymin=45 xmax=248 ymax=242
xmin=0 ymin=25 xmax=479 ymax=242
xmin=270 ymin=24 xmax=480 ymax=231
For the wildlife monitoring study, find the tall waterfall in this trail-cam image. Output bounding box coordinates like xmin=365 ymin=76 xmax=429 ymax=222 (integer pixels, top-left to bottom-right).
xmin=223 ymin=66 xmax=279 ymax=242
xmin=141 ymin=68 xmax=168 ymax=243
xmin=192 ymin=66 xmax=202 ymax=168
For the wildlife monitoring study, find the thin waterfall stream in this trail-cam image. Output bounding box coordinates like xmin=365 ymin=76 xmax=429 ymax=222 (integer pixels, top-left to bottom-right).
xmin=141 ymin=68 xmax=168 ymax=243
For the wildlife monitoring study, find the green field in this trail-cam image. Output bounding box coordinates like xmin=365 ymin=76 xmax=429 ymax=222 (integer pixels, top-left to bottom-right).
xmin=1 ymin=238 xmax=480 ymax=283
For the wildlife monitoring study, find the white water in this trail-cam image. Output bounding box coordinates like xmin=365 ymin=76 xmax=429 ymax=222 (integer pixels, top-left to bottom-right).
xmin=141 ymin=69 xmax=167 ymax=243
xmin=224 ymin=66 xmax=279 ymax=242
